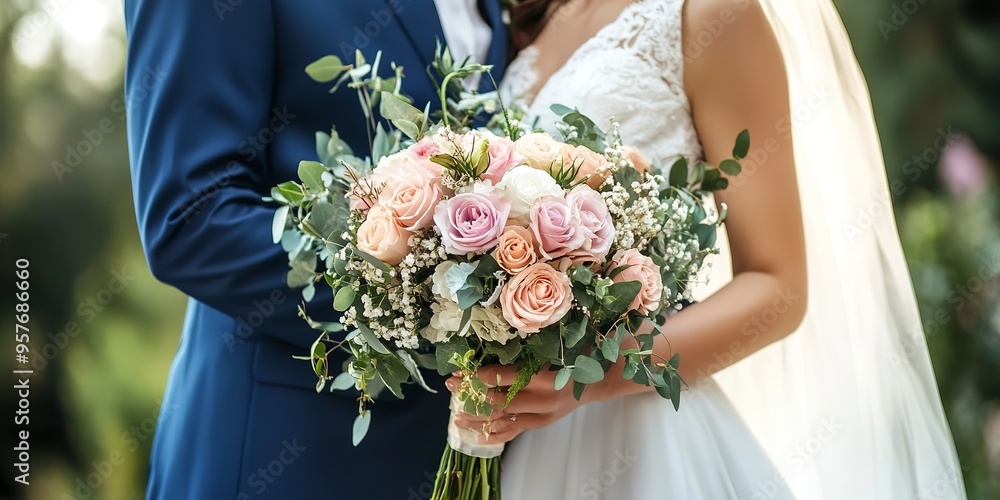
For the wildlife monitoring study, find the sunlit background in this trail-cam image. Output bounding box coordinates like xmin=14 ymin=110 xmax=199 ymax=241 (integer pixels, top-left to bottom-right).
xmin=0 ymin=0 xmax=998 ymax=498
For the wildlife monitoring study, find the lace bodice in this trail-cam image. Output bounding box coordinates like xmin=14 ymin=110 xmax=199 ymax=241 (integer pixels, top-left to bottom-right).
xmin=500 ymin=0 xmax=702 ymax=164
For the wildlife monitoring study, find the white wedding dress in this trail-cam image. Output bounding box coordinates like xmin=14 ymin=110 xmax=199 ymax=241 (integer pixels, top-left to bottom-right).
xmin=499 ymin=1 xmax=794 ymax=498
xmin=498 ymin=0 xmax=967 ymax=499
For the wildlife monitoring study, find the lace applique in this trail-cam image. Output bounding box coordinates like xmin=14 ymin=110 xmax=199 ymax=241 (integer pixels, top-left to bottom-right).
xmin=500 ymin=0 xmax=703 ymax=164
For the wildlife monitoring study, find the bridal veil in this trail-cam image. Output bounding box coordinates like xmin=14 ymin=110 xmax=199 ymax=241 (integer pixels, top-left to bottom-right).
xmin=704 ymin=0 xmax=967 ymax=497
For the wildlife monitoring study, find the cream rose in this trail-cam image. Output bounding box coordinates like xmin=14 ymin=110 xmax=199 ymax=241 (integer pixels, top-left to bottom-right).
xmin=492 ymin=226 xmax=539 ymax=274
xmin=356 ymin=205 xmax=412 ymax=266
xmin=609 ymin=249 xmax=664 ymax=315
xmin=500 ymin=263 xmax=574 ymax=333
xmin=515 ymin=133 xmax=567 ymax=172
xmin=496 ymin=165 xmax=564 ymax=224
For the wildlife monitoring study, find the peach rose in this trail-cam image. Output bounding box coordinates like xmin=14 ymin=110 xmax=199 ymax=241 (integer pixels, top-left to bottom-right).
xmin=372 ymin=150 xmax=443 ymax=194
xmin=493 ymin=226 xmax=539 ymax=274
xmin=623 ymin=146 xmax=652 ymax=174
xmin=378 ymin=177 xmax=442 ymax=231
xmin=500 ymin=263 xmax=574 ymax=333
xmin=608 ymin=249 xmax=663 ymax=315
xmin=515 ymin=133 xmax=567 ymax=172
xmin=565 ymin=145 xmax=608 ymax=185
xmin=347 ymin=176 xmax=378 ymax=211
xmin=356 ymin=205 xmax=413 ymax=266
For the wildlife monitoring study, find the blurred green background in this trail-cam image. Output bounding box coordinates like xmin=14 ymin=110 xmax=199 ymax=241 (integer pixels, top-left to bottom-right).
xmin=0 ymin=0 xmax=998 ymax=498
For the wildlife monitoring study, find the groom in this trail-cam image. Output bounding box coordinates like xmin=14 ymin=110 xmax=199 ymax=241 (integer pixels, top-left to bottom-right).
xmin=123 ymin=1 xmax=507 ymax=498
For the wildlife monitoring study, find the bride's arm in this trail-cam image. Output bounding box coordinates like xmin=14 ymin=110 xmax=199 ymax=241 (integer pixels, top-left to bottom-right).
xmin=451 ymin=0 xmax=807 ymax=441
xmin=639 ymin=0 xmax=808 ymax=381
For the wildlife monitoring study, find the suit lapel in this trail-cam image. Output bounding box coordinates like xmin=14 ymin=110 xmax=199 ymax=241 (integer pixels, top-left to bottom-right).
xmin=385 ymin=0 xmax=446 ymax=70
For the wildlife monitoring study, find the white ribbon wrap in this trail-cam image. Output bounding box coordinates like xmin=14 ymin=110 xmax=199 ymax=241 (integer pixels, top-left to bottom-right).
xmin=447 ymin=393 xmax=505 ymax=459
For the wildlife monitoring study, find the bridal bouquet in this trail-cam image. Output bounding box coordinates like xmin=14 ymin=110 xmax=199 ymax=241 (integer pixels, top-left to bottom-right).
xmin=269 ymin=47 xmax=747 ymax=500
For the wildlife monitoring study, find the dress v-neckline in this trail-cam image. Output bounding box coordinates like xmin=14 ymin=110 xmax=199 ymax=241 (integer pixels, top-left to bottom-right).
xmin=519 ymin=0 xmax=650 ymax=105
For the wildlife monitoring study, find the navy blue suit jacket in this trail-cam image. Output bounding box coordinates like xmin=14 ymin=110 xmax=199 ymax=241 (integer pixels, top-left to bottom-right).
xmin=123 ymin=1 xmax=507 ymax=498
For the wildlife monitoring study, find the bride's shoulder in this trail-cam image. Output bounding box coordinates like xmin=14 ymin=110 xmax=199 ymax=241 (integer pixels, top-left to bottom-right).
xmin=680 ymin=0 xmax=781 ymax=79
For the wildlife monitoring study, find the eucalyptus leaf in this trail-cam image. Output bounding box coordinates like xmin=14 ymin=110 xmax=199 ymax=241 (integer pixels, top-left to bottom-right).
xmin=720 ymin=159 xmax=742 ymax=176
xmin=333 ymin=286 xmax=356 ymax=312
xmin=398 ymin=350 xmax=437 ymax=393
xmin=375 ymin=355 xmax=409 ymax=399
xmin=306 ymin=55 xmax=348 ymax=83
xmin=733 ymin=129 xmax=751 ymax=159
xmin=298 ymin=160 xmax=327 ymax=190
xmin=352 ymin=412 xmax=371 ymax=446
xmin=330 ymin=372 xmax=356 ymax=391
xmin=305 ymin=202 xmax=342 ymax=242
xmin=604 ymin=281 xmax=643 ymax=315
xmin=572 ymin=355 xmax=605 ymax=384
xmin=554 ymin=367 xmax=573 ymax=391
xmin=600 ymin=336 xmax=620 ymax=361
xmin=435 ymin=336 xmax=471 ymax=375
xmin=564 ymin=319 xmax=587 ymax=348
xmin=272 ymin=206 xmax=289 ymax=244
xmin=485 ymin=341 xmax=522 ymax=365
xmin=273 ymin=181 xmax=305 ymax=204
xmin=669 ymin=157 xmax=689 ymax=187
xmin=357 ymin=323 xmax=390 ymax=354
xmin=351 ymin=244 xmax=391 ymax=273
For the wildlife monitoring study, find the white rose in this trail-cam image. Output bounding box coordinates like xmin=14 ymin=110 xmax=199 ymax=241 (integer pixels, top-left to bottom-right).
xmin=496 ymin=165 xmax=564 ymax=224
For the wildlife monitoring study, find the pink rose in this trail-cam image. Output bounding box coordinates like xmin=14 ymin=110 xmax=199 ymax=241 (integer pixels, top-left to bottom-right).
xmin=492 ymin=226 xmax=539 ymax=274
xmin=499 ymin=263 xmax=573 ymax=333
xmin=356 ymin=205 xmax=413 ymax=266
xmin=530 ymin=195 xmax=585 ymax=260
xmin=378 ymin=177 xmax=443 ymax=231
xmin=608 ymin=249 xmax=663 ymax=315
xmin=623 ymin=146 xmax=652 ymax=174
xmin=410 ymin=137 xmax=440 ymax=159
xmin=482 ymin=137 xmax=524 ymax=184
xmin=434 ymin=192 xmax=511 ymax=254
xmin=566 ymin=185 xmax=615 ymax=261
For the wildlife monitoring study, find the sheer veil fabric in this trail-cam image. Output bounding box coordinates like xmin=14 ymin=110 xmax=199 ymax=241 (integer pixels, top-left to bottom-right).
xmin=704 ymin=0 xmax=967 ymax=497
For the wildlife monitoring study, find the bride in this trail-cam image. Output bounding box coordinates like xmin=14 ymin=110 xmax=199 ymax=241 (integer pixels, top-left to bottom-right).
xmin=447 ymin=0 xmax=967 ymax=498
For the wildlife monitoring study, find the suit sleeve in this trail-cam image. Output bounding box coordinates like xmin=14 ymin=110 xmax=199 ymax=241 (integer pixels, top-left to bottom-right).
xmin=124 ymin=0 xmax=333 ymax=347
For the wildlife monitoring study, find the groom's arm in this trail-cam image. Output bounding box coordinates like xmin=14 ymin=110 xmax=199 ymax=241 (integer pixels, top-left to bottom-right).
xmin=124 ymin=0 xmax=332 ymax=348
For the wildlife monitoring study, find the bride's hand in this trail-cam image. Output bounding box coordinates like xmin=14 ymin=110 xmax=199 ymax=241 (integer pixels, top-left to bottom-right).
xmin=446 ymin=364 xmax=613 ymax=444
